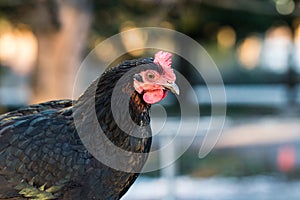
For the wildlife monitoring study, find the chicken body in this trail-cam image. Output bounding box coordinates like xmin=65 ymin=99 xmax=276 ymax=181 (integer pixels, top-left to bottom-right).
xmin=0 ymin=58 xmax=155 ymax=199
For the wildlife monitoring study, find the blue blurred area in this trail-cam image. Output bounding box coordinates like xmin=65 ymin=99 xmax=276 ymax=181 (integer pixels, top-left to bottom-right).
xmin=123 ymin=176 xmax=300 ymax=200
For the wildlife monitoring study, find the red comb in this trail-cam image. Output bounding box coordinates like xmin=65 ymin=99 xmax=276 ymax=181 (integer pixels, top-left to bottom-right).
xmin=154 ymin=51 xmax=176 ymax=81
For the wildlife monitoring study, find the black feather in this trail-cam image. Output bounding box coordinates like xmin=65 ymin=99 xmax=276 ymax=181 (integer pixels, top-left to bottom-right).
xmin=0 ymin=57 xmax=157 ymax=199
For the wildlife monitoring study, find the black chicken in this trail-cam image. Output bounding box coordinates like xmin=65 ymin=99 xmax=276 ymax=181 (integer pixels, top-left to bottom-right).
xmin=0 ymin=51 xmax=179 ymax=199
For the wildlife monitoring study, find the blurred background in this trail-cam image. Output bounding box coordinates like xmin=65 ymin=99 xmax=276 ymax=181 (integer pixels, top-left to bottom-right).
xmin=0 ymin=0 xmax=300 ymax=199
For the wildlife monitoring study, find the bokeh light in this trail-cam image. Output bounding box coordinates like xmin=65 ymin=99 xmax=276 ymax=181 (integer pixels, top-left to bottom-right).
xmin=0 ymin=19 xmax=37 ymax=75
xmin=275 ymin=0 xmax=295 ymax=15
xmin=120 ymin=21 xmax=148 ymax=56
xmin=217 ymin=26 xmax=236 ymax=49
xmin=237 ymin=35 xmax=262 ymax=69
xmin=260 ymin=25 xmax=292 ymax=73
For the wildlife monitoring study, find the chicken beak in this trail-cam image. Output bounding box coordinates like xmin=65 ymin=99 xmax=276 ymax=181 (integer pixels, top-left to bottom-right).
xmin=163 ymin=82 xmax=180 ymax=95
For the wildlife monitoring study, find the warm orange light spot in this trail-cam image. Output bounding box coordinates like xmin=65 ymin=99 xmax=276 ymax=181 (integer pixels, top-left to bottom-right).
xmin=294 ymin=23 xmax=300 ymax=45
xmin=217 ymin=26 xmax=236 ymax=49
xmin=0 ymin=20 xmax=37 ymax=75
xmin=94 ymin=36 xmax=119 ymax=63
xmin=120 ymin=21 xmax=148 ymax=56
xmin=237 ymin=35 xmax=262 ymax=69
xmin=266 ymin=25 xmax=292 ymax=39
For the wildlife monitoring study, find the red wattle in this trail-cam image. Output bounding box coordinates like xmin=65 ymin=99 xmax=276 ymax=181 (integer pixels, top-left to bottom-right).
xmin=143 ymin=89 xmax=167 ymax=104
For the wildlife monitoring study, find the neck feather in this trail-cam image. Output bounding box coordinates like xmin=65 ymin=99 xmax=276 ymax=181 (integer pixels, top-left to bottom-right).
xmin=74 ymin=57 xmax=153 ymax=152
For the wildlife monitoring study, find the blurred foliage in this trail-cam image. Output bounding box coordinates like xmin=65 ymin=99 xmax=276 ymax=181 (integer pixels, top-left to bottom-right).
xmin=0 ymin=0 xmax=296 ymax=42
xmin=88 ymin=0 xmax=296 ymax=47
xmin=0 ymin=0 xmax=299 ymax=84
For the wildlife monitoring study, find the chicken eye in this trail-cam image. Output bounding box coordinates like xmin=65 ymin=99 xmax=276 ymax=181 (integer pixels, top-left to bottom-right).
xmin=147 ymin=72 xmax=156 ymax=80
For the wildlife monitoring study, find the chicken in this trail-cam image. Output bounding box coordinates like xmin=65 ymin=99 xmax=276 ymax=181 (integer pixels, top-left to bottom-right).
xmin=0 ymin=51 xmax=179 ymax=199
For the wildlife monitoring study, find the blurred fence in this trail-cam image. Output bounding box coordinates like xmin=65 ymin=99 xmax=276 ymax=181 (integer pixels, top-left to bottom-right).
xmin=126 ymin=115 xmax=300 ymax=200
xmin=191 ymin=84 xmax=299 ymax=106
